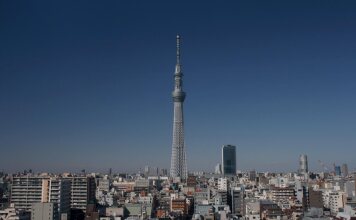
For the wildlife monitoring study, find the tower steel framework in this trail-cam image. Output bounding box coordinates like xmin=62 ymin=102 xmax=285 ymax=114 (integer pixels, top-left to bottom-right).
xmin=170 ymin=35 xmax=187 ymax=180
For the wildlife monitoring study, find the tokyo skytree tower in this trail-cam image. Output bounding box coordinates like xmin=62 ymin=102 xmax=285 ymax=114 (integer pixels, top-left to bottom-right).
xmin=170 ymin=35 xmax=187 ymax=180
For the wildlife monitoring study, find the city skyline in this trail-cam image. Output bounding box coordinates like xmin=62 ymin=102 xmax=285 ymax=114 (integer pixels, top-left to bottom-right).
xmin=1 ymin=1 xmax=356 ymax=173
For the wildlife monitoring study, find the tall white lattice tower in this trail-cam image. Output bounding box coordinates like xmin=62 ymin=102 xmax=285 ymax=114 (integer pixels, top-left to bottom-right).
xmin=170 ymin=35 xmax=187 ymax=180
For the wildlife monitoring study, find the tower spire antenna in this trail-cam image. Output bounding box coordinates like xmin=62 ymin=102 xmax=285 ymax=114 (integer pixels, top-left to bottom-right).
xmin=176 ymin=34 xmax=180 ymax=65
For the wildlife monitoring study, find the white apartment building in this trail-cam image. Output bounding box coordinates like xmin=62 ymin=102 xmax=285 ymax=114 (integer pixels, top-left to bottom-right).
xmin=218 ymin=178 xmax=228 ymax=191
xmin=11 ymin=176 xmax=71 ymax=220
xmin=66 ymin=176 xmax=96 ymax=212
xmin=322 ymin=190 xmax=344 ymax=215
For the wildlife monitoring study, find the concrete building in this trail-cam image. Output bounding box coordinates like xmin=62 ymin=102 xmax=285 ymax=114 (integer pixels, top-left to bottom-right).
xmin=125 ymin=203 xmax=152 ymax=219
xmin=194 ymin=188 xmax=210 ymax=205
xmin=248 ymin=170 xmax=257 ymax=182
xmin=295 ymin=180 xmax=306 ymax=209
xmin=345 ymin=180 xmax=356 ymax=197
xmin=339 ymin=198 xmax=356 ymax=219
xmin=144 ymin=166 xmax=150 ymax=177
xmin=97 ymin=177 xmax=110 ymax=192
xmin=308 ymin=188 xmax=324 ymax=209
xmin=11 ymin=176 xmax=71 ymax=218
xmin=134 ymin=179 xmax=150 ymax=188
xmin=230 ymin=186 xmax=245 ymax=216
xmin=105 ymin=207 xmax=124 ymax=218
xmin=187 ymin=175 xmax=197 ymax=187
xmin=45 ymin=178 xmax=71 ymax=219
xmin=342 ymin=164 xmax=349 ymax=178
xmin=323 ymin=190 xmax=344 ymax=215
xmin=215 ymin=191 xmax=228 ymax=205
xmin=171 ymin=198 xmax=187 ymax=214
xmin=0 ymin=204 xmax=30 ymax=220
xmin=194 ymin=204 xmax=213 ymax=216
xmin=299 ymin=154 xmax=308 ymax=174
xmin=217 ymin=178 xmax=228 ymax=191
xmin=31 ymin=203 xmax=55 ymax=220
xmin=260 ymin=200 xmax=284 ymax=220
xmin=270 ymin=186 xmax=295 ymax=203
xmin=11 ymin=176 xmax=46 ymax=211
xmin=215 ymin=163 xmax=222 ymax=175
xmin=49 ymin=178 xmax=71 ymax=220
xmin=302 ymin=186 xmax=310 ymax=211
xmin=222 ymin=145 xmax=236 ymax=176
xmin=113 ymin=181 xmax=135 ymax=192
xmin=85 ymin=204 xmax=99 ymax=220
xmin=270 ymin=177 xmax=290 ymax=188
xmin=245 ymin=199 xmax=261 ymax=220
xmin=67 ymin=176 xmax=96 ymax=212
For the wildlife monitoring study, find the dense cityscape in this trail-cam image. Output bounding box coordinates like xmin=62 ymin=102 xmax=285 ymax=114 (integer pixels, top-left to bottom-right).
xmin=2 ymin=1 xmax=356 ymax=220
xmin=1 ymin=36 xmax=356 ymax=220
xmin=0 ymin=150 xmax=355 ymax=220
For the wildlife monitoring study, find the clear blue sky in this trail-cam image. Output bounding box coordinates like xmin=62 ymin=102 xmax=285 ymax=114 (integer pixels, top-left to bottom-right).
xmin=1 ymin=1 xmax=356 ymax=173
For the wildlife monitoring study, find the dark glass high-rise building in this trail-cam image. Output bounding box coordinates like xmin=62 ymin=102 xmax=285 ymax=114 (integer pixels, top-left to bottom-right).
xmin=222 ymin=145 xmax=236 ymax=175
xmin=335 ymin=165 xmax=342 ymax=176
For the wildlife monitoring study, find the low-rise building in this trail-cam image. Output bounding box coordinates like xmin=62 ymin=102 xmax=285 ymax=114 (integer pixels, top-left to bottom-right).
xmin=0 ymin=205 xmax=30 ymax=220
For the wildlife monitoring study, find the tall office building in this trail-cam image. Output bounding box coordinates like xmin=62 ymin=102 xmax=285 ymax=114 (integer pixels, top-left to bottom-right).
xmin=341 ymin=163 xmax=349 ymax=177
xmin=222 ymin=145 xmax=236 ymax=175
xmin=144 ymin=166 xmax=150 ymax=177
xmin=170 ymin=35 xmax=187 ymax=180
xmin=299 ymin=154 xmax=308 ymax=174
xmin=334 ymin=165 xmax=342 ymax=176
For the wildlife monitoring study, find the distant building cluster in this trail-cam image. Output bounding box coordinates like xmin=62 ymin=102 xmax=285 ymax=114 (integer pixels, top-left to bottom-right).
xmin=0 ymin=153 xmax=355 ymax=220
